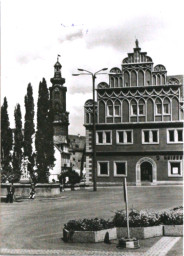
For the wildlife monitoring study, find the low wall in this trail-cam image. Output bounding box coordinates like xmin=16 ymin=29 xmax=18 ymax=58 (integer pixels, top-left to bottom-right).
xmin=1 ymin=183 xmax=61 ymax=197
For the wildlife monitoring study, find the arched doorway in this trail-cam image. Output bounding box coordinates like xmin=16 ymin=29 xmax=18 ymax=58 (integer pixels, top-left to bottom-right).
xmin=141 ymin=161 xmax=152 ymax=182
xmin=136 ymin=157 xmax=157 ymax=185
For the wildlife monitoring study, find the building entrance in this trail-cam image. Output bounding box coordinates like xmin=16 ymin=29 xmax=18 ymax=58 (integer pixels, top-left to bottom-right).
xmin=141 ymin=161 xmax=152 ymax=182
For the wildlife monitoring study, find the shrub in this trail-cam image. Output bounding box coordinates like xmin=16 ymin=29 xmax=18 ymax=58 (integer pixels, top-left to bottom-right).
xmin=64 ymin=218 xmax=114 ymax=231
xmin=113 ymin=209 xmax=161 ymax=227
xmin=160 ymin=209 xmax=183 ymax=225
xmin=58 ymin=169 xmax=81 ymax=186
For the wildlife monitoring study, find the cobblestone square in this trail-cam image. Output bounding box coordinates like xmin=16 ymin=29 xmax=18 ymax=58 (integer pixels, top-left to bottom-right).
xmin=0 ymin=186 xmax=182 ymax=255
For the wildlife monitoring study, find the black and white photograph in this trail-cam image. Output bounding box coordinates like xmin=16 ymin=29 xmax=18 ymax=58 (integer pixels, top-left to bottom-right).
xmin=1 ymin=0 xmax=184 ymax=255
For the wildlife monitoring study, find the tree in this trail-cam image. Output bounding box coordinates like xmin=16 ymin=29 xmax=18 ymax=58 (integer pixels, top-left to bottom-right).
xmin=24 ymin=83 xmax=35 ymax=180
xmin=35 ymin=78 xmax=55 ymax=183
xmin=1 ymin=97 xmax=13 ymax=182
xmin=12 ymin=104 xmax=23 ymax=182
xmin=58 ymin=169 xmax=81 ymax=190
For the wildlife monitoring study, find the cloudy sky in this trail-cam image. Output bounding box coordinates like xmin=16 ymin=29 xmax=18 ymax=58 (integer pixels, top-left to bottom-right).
xmin=1 ymin=0 xmax=184 ymax=136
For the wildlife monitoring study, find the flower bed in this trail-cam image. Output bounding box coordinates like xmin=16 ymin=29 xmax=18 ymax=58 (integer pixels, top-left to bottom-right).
xmin=113 ymin=209 xmax=161 ymax=228
xmin=62 ymin=206 xmax=183 ymax=242
xmin=63 ymin=218 xmax=116 ymax=243
xmin=161 ymin=206 xmax=183 ymax=236
xmin=113 ymin=209 xmax=163 ymax=239
xmin=160 ymin=207 xmax=183 ymax=225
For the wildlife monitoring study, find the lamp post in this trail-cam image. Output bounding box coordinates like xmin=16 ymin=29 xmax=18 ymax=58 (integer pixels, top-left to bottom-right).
xmin=73 ymin=68 xmax=108 ymax=191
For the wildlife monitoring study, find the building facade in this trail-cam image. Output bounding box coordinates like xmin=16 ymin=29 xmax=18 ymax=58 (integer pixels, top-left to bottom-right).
xmin=84 ymin=41 xmax=184 ymax=185
xmin=68 ymin=134 xmax=86 ymax=176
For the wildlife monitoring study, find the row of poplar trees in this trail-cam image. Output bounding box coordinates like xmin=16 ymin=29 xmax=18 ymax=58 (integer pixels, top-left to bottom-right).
xmin=1 ymin=78 xmax=55 ymax=183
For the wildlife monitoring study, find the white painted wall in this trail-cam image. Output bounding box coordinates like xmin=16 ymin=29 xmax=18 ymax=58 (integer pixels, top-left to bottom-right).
xmin=49 ymin=146 xmax=61 ymax=183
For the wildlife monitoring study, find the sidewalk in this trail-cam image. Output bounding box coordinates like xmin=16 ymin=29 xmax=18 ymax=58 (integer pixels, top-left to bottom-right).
xmin=0 ymin=237 xmax=182 ymax=256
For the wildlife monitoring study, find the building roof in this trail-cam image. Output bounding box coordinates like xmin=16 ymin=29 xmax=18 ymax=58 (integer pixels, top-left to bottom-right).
xmin=68 ymin=134 xmax=85 ymax=151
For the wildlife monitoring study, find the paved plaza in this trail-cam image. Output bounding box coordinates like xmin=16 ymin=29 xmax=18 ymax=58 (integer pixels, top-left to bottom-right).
xmin=0 ymin=186 xmax=183 ymax=255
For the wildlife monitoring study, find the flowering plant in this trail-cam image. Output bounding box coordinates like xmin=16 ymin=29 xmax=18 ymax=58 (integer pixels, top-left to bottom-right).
xmin=160 ymin=207 xmax=183 ymax=225
xmin=64 ymin=218 xmax=114 ymax=231
xmin=113 ymin=209 xmax=161 ymax=227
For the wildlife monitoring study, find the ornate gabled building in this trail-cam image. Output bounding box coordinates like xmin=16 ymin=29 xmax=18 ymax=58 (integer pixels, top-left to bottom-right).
xmin=84 ymin=40 xmax=184 ymax=185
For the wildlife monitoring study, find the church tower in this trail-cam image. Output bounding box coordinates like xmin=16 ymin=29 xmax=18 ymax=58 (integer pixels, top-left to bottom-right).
xmin=49 ymin=56 xmax=69 ymax=146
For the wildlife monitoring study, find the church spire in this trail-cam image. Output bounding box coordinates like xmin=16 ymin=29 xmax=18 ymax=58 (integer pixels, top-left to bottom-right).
xmin=50 ymin=55 xmax=65 ymax=86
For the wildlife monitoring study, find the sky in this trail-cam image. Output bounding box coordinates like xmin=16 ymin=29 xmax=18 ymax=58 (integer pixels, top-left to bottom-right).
xmin=1 ymin=0 xmax=184 ymax=136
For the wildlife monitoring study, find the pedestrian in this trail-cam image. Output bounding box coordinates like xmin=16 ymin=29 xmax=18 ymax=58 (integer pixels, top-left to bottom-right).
xmin=29 ymin=183 xmax=35 ymax=199
xmin=6 ymin=182 xmax=15 ymax=203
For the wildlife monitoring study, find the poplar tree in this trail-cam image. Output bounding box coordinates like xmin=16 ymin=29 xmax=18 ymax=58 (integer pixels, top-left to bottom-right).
xmin=24 ymin=83 xmax=35 ymax=180
xmin=12 ymin=104 xmax=23 ymax=182
xmin=1 ymin=97 xmax=13 ymax=182
xmin=35 ymin=78 xmax=55 ymax=183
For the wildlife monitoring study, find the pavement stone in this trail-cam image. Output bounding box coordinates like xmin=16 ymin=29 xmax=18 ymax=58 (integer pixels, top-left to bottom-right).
xmin=0 ymin=237 xmax=181 ymax=256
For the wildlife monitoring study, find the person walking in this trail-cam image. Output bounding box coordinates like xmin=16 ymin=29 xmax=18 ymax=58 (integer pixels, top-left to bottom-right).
xmin=29 ymin=183 xmax=35 ymax=199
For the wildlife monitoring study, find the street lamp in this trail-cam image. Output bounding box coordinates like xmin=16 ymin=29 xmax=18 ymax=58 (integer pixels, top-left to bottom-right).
xmin=73 ymin=68 xmax=108 ymax=191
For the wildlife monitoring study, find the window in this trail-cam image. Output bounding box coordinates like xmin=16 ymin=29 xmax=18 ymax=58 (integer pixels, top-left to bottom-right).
xmin=142 ymin=129 xmax=159 ymax=144
xmin=131 ymin=104 xmax=137 ymax=115
xmin=86 ymin=113 xmax=90 ymax=123
xmin=114 ymin=161 xmax=127 ymax=176
xmin=114 ymin=105 xmax=120 ymax=116
xmin=156 ymin=103 xmax=162 ymax=115
xmin=105 ymin=131 xmax=111 ymax=143
xmin=169 ymin=130 xmax=174 ymax=142
xmin=116 ymin=130 xmax=133 ymax=144
xmin=107 ymin=101 xmax=121 ymax=117
xmin=96 ymin=131 xmax=112 ymax=144
xmin=167 ymin=129 xmax=183 ymax=143
xmin=168 ymin=161 xmax=182 ymax=177
xmin=163 ymin=103 xmax=169 ymax=114
xmin=163 ymin=98 xmax=170 ymax=115
xmin=178 ymin=130 xmax=183 ymax=142
xmin=107 ymin=105 xmax=113 ymax=116
xmin=98 ymin=161 xmax=109 ymax=176
xmin=97 ymin=132 xmax=103 ymax=143
xmin=138 ymin=104 xmax=145 ymax=115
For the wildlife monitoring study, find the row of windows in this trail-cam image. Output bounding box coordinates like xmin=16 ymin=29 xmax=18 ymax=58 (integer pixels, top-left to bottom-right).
xmin=123 ymin=70 xmax=166 ymax=87
xmin=106 ymin=100 xmax=170 ymax=117
xmin=96 ymin=128 xmax=183 ymax=145
xmin=98 ymin=160 xmax=183 ymax=177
